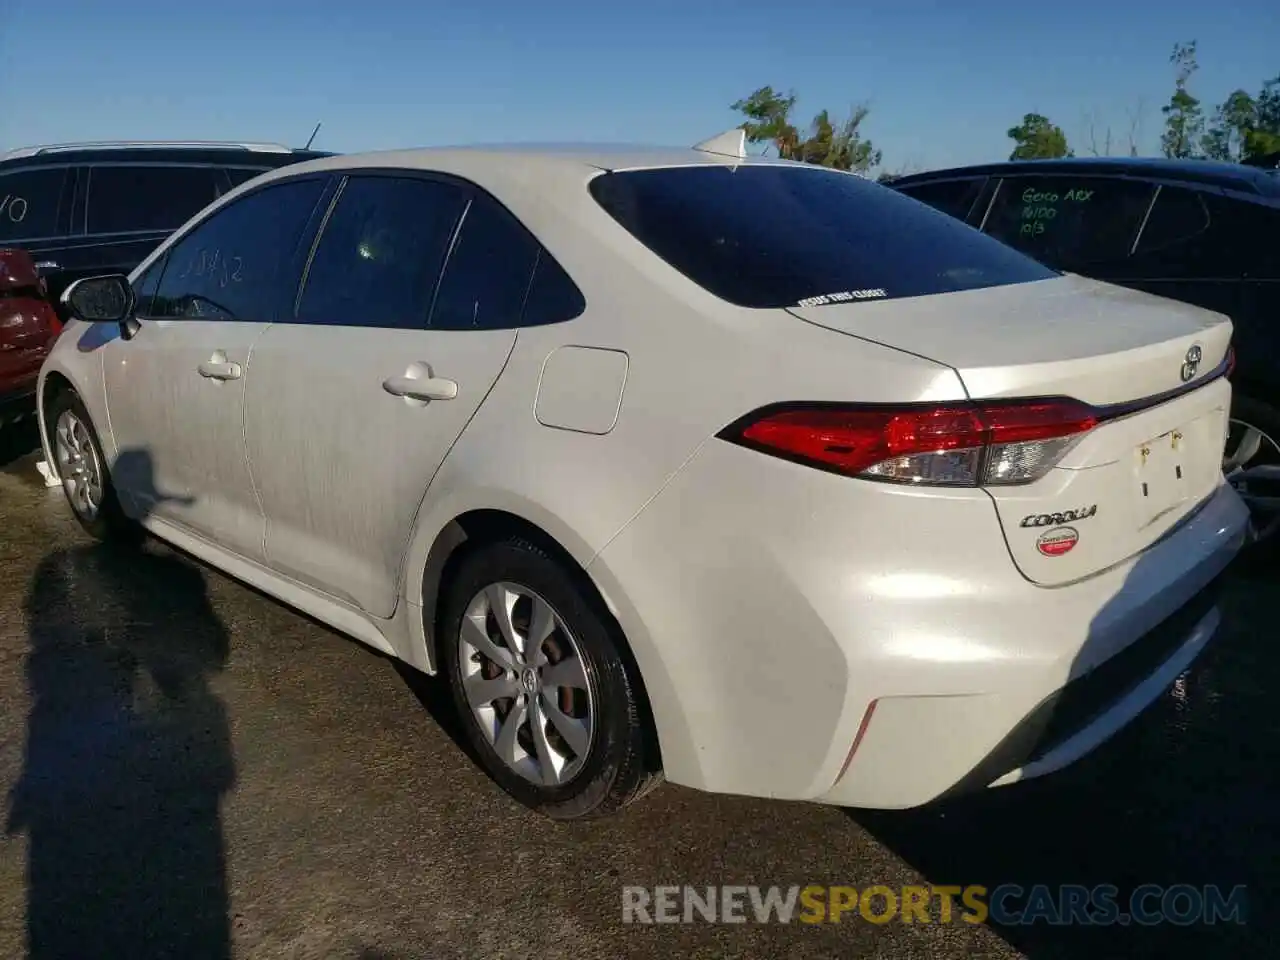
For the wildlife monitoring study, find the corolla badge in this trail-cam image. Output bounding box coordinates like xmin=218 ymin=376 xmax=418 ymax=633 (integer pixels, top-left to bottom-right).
xmin=1036 ymin=526 xmax=1079 ymax=557
xmin=1180 ymin=344 xmax=1202 ymax=383
xmin=1019 ymin=505 xmax=1097 ymax=528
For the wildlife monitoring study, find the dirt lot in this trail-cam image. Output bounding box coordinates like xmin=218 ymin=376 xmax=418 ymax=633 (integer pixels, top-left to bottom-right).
xmin=0 ymin=421 xmax=1274 ymax=959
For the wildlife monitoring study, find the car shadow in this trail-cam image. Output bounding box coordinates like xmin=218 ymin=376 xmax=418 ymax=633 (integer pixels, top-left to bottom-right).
xmin=0 ymin=416 xmax=40 ymax=469
xmin=5 ymin=448 xmax=237 ymax=960
xmin=851 ymin=499 xmax=1270 ymax=958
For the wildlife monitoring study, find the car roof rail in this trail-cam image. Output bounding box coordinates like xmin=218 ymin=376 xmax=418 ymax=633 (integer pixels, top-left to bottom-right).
xmin=0 ymin=140 xmax=296 ymax=162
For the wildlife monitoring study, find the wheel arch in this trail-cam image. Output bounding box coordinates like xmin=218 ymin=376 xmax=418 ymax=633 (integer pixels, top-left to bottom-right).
xmin=37 ymin=368 xmax=78 ymax=478
xmin=414 ymin=505 xmax=665 ymax=774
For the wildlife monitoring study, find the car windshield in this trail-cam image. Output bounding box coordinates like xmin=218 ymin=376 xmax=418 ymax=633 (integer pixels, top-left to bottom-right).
xmin=588 ymin=164 xmax=1058 ymax=309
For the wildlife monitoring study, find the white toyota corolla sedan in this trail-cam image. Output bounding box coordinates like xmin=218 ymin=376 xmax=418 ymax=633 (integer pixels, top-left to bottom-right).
xmin=38 ymin=132 xmax=1249 ymax=820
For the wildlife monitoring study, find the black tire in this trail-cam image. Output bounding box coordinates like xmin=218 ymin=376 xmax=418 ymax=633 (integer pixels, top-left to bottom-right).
xmin=46 ymin=388 xmax=139 ymax=543
xmin=439 ymin=536 xmax=662 ymax=820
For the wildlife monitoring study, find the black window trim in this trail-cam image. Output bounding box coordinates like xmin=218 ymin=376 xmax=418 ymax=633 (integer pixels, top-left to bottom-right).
xmin=289 ymin=165 xmax=584 ymax=331
xmin=0 ymin=163 xmax=73 ymax=243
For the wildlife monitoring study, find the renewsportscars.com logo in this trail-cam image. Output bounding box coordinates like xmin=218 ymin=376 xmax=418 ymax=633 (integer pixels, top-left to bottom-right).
xmin=622 ymin=884 xmax=1248 ymax=926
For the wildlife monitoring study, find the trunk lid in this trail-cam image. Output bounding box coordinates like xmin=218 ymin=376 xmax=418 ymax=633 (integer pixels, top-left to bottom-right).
xmin=788 ymin=274 xmax=1234 ymax=585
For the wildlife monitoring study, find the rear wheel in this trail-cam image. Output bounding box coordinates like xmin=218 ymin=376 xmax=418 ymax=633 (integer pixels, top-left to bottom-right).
xmin=440 ymin=537 xmax=661 ymax=820
xmin=1224 ymin=395 xmax=1280 ymax=475
xmin=48 ymin=389 xmax=137 ymax=542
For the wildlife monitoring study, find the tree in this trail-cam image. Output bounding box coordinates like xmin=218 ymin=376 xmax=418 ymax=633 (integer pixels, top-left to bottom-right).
xmin=731 ymin=86 xmax=801 ymax=160
xmin=1201 ymin=89 xmax=1257 ymax=161
xmin=796 ymin=106 xmax=882 ymax=173
xmin=731 ymin=87 xmax=882 ymax=173
xmin=1083 ymin=100 xmax=1146 ymax=157
xmin=1006 ymin=113 xmax=1071 ymax=160
xmin=1243 ymin=75 xmax=1280 ymax=163
xmin=1160 ymin=41 xmax=1204 ymax=159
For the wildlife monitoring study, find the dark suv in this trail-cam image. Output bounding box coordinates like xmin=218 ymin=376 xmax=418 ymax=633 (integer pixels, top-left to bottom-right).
xmin=0 ymin=140 xmax=328 ymax=305
xmin=889 ymin=157 xmax=1280 ymax=473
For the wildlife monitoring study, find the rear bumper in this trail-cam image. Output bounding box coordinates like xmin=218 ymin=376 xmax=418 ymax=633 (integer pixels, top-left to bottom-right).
xmin=591 ymin=440 xmax=1249 ymax=809
xmin=942 ymin=575 xmax=1222 ymax=797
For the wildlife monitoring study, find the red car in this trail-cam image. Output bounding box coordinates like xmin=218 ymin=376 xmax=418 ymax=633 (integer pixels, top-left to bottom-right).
xmin=0 ymin=248 xmax=62 ymax=429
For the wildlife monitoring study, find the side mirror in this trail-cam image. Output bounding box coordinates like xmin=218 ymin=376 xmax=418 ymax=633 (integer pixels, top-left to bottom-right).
xmin=60 ymin=274 xmax=140 ymax=339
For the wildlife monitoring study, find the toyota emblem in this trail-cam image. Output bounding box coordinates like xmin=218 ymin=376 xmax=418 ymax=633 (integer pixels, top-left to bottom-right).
xmin=1180 ymin=344 xmax=1202 ymax=383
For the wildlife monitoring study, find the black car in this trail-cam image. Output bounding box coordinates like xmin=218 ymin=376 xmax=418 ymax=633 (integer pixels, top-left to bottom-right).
xmin=0 ymin=140 xmax=329 ymax=304
xmin=889 ymin=157 xmax=1280 ymax=473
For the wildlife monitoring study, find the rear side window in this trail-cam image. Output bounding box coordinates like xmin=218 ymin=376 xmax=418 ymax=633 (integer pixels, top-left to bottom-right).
xmin=522 ymin=251 xmax=587 ymax=326
xmin=88 ymin=165 xmax=223 ymax=234
xmin=148 ymin=178 xmax=326 ymax=322
xmin=430 ymin=192 xmax=539 ymax=330
xmin=1133 ymin=186 xmax=1211 ymax=255
xmin=296 ymin=175 xmax=467 ymax=329
xmin=0 ymin=168 xmax=67 ymax=241
xmin=224 ymin=167 xmax=270 ymax=189
xmin=982 ymin=176 xmax=1155 ymax=268
xmin=896 ymin=178 xmax=986 ymax=222
xmin=429 ymin=190 xmax=586 ymax=330
xmin=588 ymin=166 xmax=1054 ymax=309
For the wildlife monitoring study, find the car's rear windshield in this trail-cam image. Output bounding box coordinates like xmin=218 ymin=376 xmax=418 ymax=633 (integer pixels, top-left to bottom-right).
xmin=588 ymin=164 xmax=1058 ymax=309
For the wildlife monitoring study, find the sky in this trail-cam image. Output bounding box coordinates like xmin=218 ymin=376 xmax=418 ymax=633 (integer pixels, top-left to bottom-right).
xmin=2 ymin=0 xmax=1277 ymax=172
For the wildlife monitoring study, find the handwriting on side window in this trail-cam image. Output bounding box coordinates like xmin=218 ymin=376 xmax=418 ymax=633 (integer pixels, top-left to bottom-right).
xmin=1018 ymin=186 xmax=1094 ymax=237
xmin=177 ymin=248 xmax=244 ymax=288
xmin=1 ymin=195 xmax=29 ymax=224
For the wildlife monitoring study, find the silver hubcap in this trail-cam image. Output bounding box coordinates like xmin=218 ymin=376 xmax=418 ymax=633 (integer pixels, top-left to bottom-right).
xmin=53 ymin=409 xmax=103 ymax=521
xmin=458 ymin=582 xmax=594 ymax=786
xmin=1224 ymin=418 xmax=1280 ymax=476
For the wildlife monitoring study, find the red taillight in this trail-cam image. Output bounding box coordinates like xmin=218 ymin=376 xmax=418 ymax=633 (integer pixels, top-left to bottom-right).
xmin=723 ymin=399 xmax=1098 ymax=487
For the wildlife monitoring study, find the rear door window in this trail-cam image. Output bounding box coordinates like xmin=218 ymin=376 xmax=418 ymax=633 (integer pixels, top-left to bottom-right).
xmin=0 ymin=168 xmax=68 ymax=241
xmin=895 ymin=178 xmax=987 ymax=222
xmin=588 ymin=165 xmax=1055 ymax=310
xmin=87 ymin=165 xmax=223 ymax=235
xmin=296 ymin=175 xmax=468 ymax=329
xmin=982 ymin=176 xmax=1155 ymax=268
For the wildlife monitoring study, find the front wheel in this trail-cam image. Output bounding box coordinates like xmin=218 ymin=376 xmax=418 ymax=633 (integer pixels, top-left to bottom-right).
xmin=47 ymin=389 xmax=137 ymax=542
xmin=440 ymin=537 xmax=661 ymax=820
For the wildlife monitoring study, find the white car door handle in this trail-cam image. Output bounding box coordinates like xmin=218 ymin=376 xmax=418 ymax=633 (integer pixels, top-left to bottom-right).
xmin=382 ymin=375 xmax=458 ymax=401
xmin=198 ymin=360 xmax=242 ymax=381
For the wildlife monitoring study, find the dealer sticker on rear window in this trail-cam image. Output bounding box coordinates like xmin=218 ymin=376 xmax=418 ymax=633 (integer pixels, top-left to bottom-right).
xmin=796 ymin=289 xmax=887 ymax=308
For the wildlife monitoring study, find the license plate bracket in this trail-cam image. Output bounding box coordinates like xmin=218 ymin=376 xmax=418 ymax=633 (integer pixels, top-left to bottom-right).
xmin=1135 ymin=429 xmax=1190 ymax=527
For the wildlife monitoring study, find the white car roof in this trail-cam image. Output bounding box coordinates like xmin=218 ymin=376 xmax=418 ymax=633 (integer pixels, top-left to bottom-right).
xmin=262 ymin=141 xmax=797 ymax=187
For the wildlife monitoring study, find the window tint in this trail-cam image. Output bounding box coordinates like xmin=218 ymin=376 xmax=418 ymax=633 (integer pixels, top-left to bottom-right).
xmin=224 ymin=167 xmax=269 ymax=189
xmin=522 ymin=251 xmax=587 ymax=326
xmin=0 ymin=168 xmax=67 ymax=240
xmin=149 ymin=178 xmax=326 ymax=322
xmin=588 ymin=166 xmax=1055 ymax=309
xmin=88 ymin=165 xmax=222 ymax=234
xmin=430 ymin=192 xmax=538 ymax=329
xmin=1133 ymin=186 xmax=1211 ymax=255
xmin=983 ymin=176 xmax=1155 ymax=267
xmin=896 ymin=178 xmax=986 ymax=221
xmin=131 ymin=253 xmax=166 ymax=316
xmin=297 ymin=175 xmax=467 ymax=329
